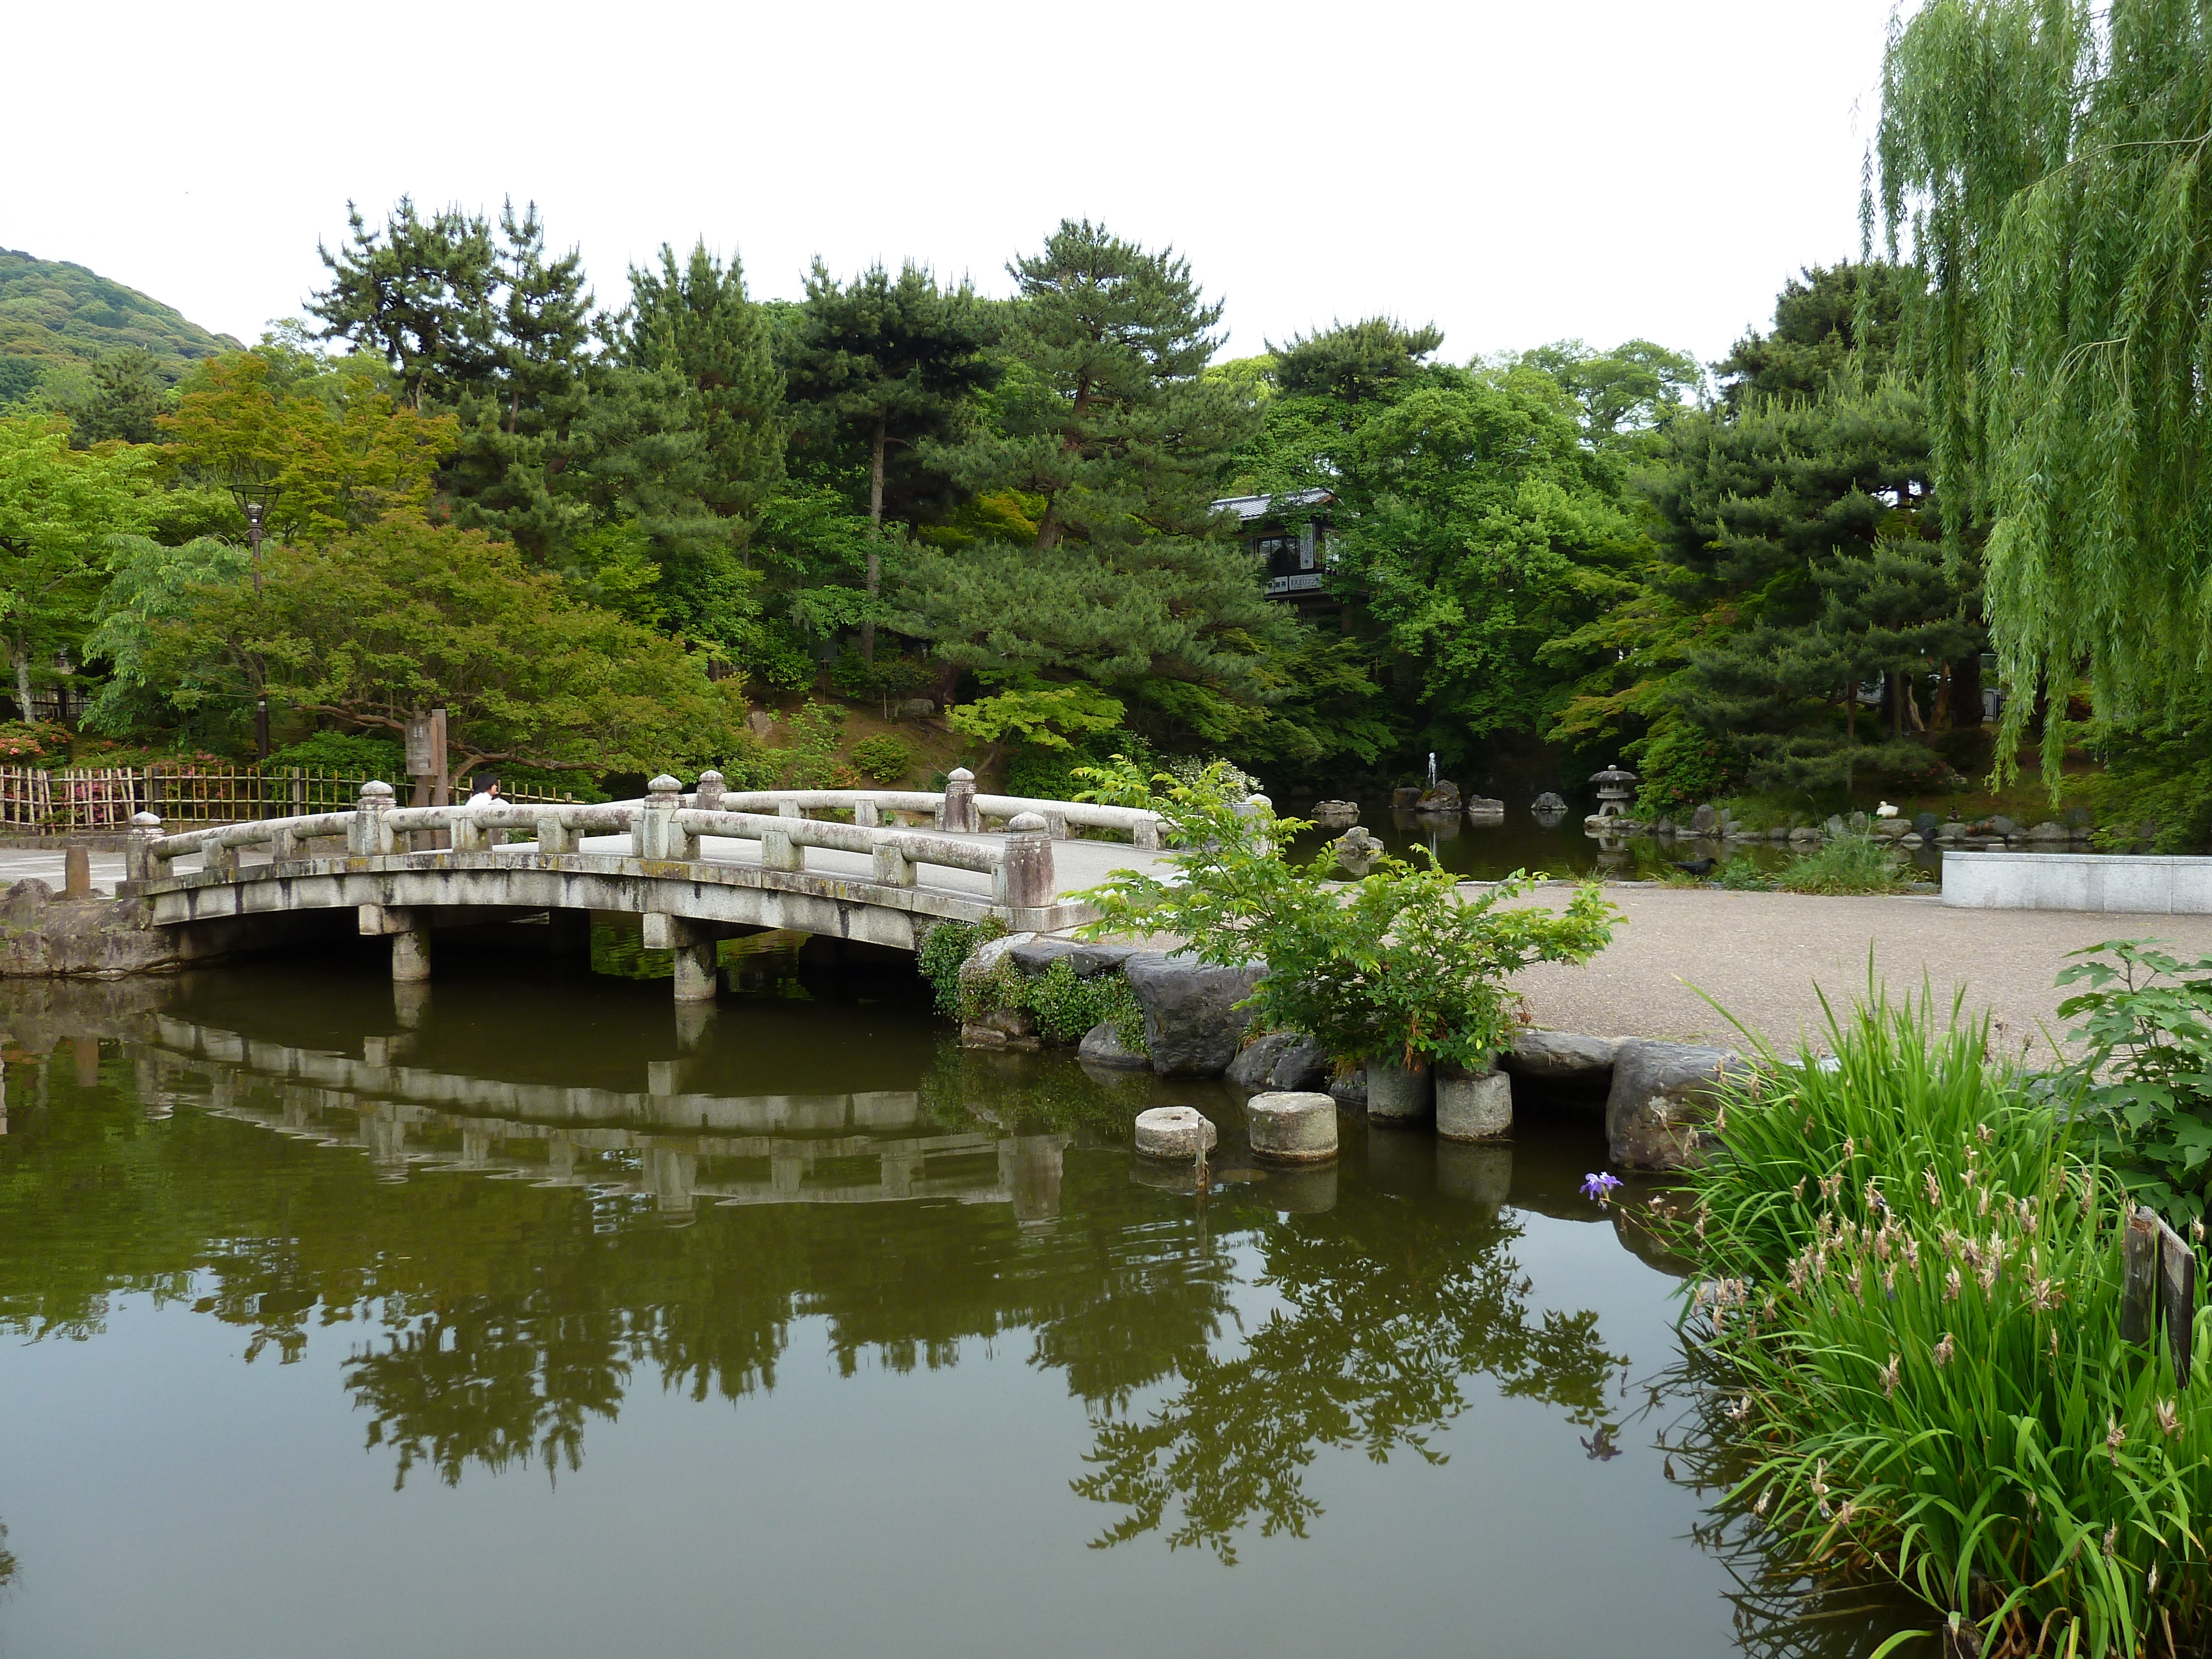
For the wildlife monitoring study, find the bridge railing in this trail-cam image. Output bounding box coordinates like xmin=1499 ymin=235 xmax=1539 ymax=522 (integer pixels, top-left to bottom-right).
xmin=125 ymin=771 xmax=1071 ymax=910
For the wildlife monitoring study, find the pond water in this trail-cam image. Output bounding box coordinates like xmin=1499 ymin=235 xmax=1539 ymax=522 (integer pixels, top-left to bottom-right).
xmin=1286 ymin=798 xmax=1949 ymax=884
xmin=0 ymin=931 xmax=1926 ymax=1657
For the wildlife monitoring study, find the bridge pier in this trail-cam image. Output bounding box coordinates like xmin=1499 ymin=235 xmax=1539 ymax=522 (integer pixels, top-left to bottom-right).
xmin=361 ymin=904 xmax=434 ymax=983
xmin=643 ymin=912 xmax=720 ymax=1004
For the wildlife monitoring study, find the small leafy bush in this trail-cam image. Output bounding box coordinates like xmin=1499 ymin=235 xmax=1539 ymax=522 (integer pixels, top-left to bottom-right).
xmin=1021 ymin=958 xmax=1146 ymax=1048
xmin=1774 ymin=834 xmax=1910 ymax=895
xmin=916 ymin=917 xmax=1003 ymax=1017
xmin=1074 ymin=761 xmax=1618 ymax=1071
xmin=849 ymin=734 xmax=915 ymax=784
xmin=1714 ymin=857 xmax=1774 ymax=891
xmin=2057 ymin=939 xmax=2212 ymax=1223
xmin=1632 ymin=719 xmax=1739 ymax=818
xmin=775 ymin=701 xmax=859 ymax=790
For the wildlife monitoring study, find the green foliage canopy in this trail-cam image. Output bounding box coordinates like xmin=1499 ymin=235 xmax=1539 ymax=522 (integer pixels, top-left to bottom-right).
xmin=1877 ymin=0 xmax=2212 ymax=779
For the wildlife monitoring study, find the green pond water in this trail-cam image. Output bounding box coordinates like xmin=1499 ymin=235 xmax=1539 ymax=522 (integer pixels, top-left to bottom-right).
xmin=0 ymin=926 xmax=1926 ymax=1657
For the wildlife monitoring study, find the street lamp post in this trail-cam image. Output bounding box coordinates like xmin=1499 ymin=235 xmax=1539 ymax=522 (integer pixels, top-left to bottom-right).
xmin=245 ymin=502 xmax=268 ymax=761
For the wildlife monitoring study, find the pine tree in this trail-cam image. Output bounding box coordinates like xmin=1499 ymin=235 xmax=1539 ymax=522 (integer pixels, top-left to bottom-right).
xmin=783 ymin=260 xmax=996 ymax=657
xmin=443 ymin=202 xmax=598 ymax=564
xmin=902 ymin=221 xmax=1281 ymax=728
xmin=67 ymin=349 xmax=168 ymax=446
xmin=623 ymin=241 xmax=785 ymax=529
xmin=308 ymin=199 xmax=498 ymax=409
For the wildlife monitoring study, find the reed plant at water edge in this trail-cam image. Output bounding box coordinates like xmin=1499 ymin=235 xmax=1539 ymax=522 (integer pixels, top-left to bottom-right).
xmin=1660 ymin=987 xmax=2212 ymax=1657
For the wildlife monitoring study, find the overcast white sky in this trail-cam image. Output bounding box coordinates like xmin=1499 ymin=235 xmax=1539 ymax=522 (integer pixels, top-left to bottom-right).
xmin=8 ymin=0 xmax=1900 ymax=373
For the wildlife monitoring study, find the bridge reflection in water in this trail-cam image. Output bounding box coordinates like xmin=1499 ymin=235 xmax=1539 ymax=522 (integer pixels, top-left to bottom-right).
xmin=144 ymin=1017 xmax=1071 ymax=1222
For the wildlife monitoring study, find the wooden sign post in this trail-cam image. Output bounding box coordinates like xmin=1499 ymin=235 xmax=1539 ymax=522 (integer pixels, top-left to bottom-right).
xmin=2121 ymin=1204 xmax=2197 ymax=1387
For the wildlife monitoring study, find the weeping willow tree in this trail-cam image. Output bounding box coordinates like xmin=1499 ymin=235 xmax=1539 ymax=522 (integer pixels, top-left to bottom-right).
xmin=1875 ymin=0 xmax=2212 ymax=782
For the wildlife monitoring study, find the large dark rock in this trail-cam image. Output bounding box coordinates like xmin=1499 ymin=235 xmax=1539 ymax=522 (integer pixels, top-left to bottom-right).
xmin=1225 ymin=1031 xmax=1333 ymax=1093
xmin=1531 ymin=791 xmax=1567 ymax=813
xmin=1123 ymin=953 xmax=1265 ymax=1077
xmin=1413 ymin=782 xmax=1460 ymax=815
xmin=1265 ymin=1034 xmax=1331 ymax=1092
xmin=1503 ymin=1029 xmax=1619 ymax=1088
xmin=0 ymin=881 xmax=180 ymax=979
xmin=1689 ymin=804 xmax=1718 ymax=834
xmin=1227 ymin=1032 xmax=1299 ymax=1090
xmin=1008 ymin=939 xmax=1082 ymax=974
xmin=1604 ymin=1040 xmax=1749 ymax=1170
xmin=1067 ymin=943 xmax=1140 ymax=979
xmin=1077 ymin=1021 xmax=1150 ymax=1071
xmin=1327 ymin=1067 xmax=1368 ymax=1110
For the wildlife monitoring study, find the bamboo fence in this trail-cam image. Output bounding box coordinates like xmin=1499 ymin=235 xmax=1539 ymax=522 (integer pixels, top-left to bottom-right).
xmin=0 ymin=767 xmax=581 ymax=833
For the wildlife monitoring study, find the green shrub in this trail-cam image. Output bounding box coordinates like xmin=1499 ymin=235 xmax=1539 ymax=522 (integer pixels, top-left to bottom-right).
xmin=1774 ymin=834 xmax=1910 ymax=895
xmin=1074 ymin=762 xmax=1618 ymax=1071
xmin=916 ymin=917 xmax=1001 ymax=1017
xmin=774 ymin=701 xmax=857 ymax=790
xmin=1665 ymin=987 xmax=2212 ymax=1657
xmin=850 ymin=734 xmax=915 ymax=784
xmin=264 ymin=731 xmax=409 ymax=781
xmin=2057 ymin=939 xmax=2212 ymax=1224
xmin=1632 ymin=719 xmax=1739 ymax=818
xmin=1021 ymin=958 xmax=1146 ymax=1047
xmin=1715 ymin=857 xmax=1774 ymax=891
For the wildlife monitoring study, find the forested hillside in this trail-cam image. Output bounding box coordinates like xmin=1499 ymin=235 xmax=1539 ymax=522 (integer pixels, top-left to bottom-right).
xmin=0 ymin=249 xmax=244 ymax=409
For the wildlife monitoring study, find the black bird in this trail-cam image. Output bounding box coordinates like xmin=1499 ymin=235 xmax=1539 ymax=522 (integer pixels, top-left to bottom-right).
xmin=1674 ymin=856 xmax=1716 ymax=877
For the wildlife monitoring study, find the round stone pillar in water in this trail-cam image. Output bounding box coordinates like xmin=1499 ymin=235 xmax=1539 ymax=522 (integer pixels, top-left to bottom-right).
xmin=1133 ymin=1106 xmax=1217 ymax=1160
xmin=1436 ymin=1066 xmax=1512 ymax=1141
xmin=1245 ymin=1091 xmax=1338 ymax=1163
xmin=1365 ymin=1058 xmax=1433 ymax=1122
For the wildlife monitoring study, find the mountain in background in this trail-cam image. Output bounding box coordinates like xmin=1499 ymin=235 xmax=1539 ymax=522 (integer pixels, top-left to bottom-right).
xmin=0 ymin=247 xmax=246 ymax=407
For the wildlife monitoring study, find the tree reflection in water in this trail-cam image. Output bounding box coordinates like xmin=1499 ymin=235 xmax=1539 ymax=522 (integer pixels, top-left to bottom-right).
xmin=1073 ymin=1198 xmax=1625 ymax=1562
xmin=0 ymin=1014 xmax=1617 ymax=1545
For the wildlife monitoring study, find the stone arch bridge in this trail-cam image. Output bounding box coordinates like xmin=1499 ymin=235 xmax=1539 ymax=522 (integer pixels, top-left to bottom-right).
xmin=123 ymin=768 xmax=1170 ymax=1000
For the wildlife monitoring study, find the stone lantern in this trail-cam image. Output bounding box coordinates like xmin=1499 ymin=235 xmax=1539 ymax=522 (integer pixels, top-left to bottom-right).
xmin=1589 ymin=762 xmax=1637 ymax=820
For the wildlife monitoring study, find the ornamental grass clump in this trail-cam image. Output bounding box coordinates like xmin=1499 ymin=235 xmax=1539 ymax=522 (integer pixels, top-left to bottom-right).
xmin=1773 ymin=833 xmax=1911 ymax=895
xmin=1667 ymin=987 xmax=2212 ymax=1656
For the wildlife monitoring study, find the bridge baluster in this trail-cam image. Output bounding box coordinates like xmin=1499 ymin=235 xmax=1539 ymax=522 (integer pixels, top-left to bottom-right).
xmin=943 ymin=767 xmax=979 ymax=833
xmin=871 ymin=842 xmax=915 ymax=887
xmin=204 ymin=834 xmax=239 ymax=879
xmin=695 ymin=769 xmax=725 ymax=812
xmin=350 ymin=781 xmax=396 ymax=856
xmin=638 ymin=775 xmax=694 ymax=860
xmin=996 ymin=812 xmax=1055 ymax=912
xmin=535 ymin=815 xmax=576 ymax=856
xmin=125 ymin=812 xmax=163 ymax=884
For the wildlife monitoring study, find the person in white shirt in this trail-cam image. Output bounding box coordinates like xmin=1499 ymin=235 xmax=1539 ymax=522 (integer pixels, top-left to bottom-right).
xmin=465 ymin=776 xmax=501 ymax=809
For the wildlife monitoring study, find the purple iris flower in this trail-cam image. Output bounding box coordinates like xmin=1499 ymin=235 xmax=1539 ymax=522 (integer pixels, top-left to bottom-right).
xmin=1582 ymin=1171 xmax=1623 ymax=1204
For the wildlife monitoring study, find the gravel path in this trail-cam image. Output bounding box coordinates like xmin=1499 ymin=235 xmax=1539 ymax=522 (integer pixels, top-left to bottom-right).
xmin=1504 ymin=886 xmax=2212 ymax=1058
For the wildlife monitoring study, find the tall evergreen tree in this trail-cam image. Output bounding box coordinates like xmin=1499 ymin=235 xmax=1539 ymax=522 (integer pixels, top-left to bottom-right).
xmin=308 ymin=199 xmax=498 ymax=409
xmin=443 ymin=202 xmax=598 ymax=565
xmin=902 ymin=221 xmax=1282 ymax=737
xmin=1271 ymin=316 xmax=1442 ymax=404
xmin=623 ymin=241 xmax=785 ymax=530
xmin=67 ymin=349 xmax=168 ymax=446
xmin=783 ymin=260 xmax=997 ymax=657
